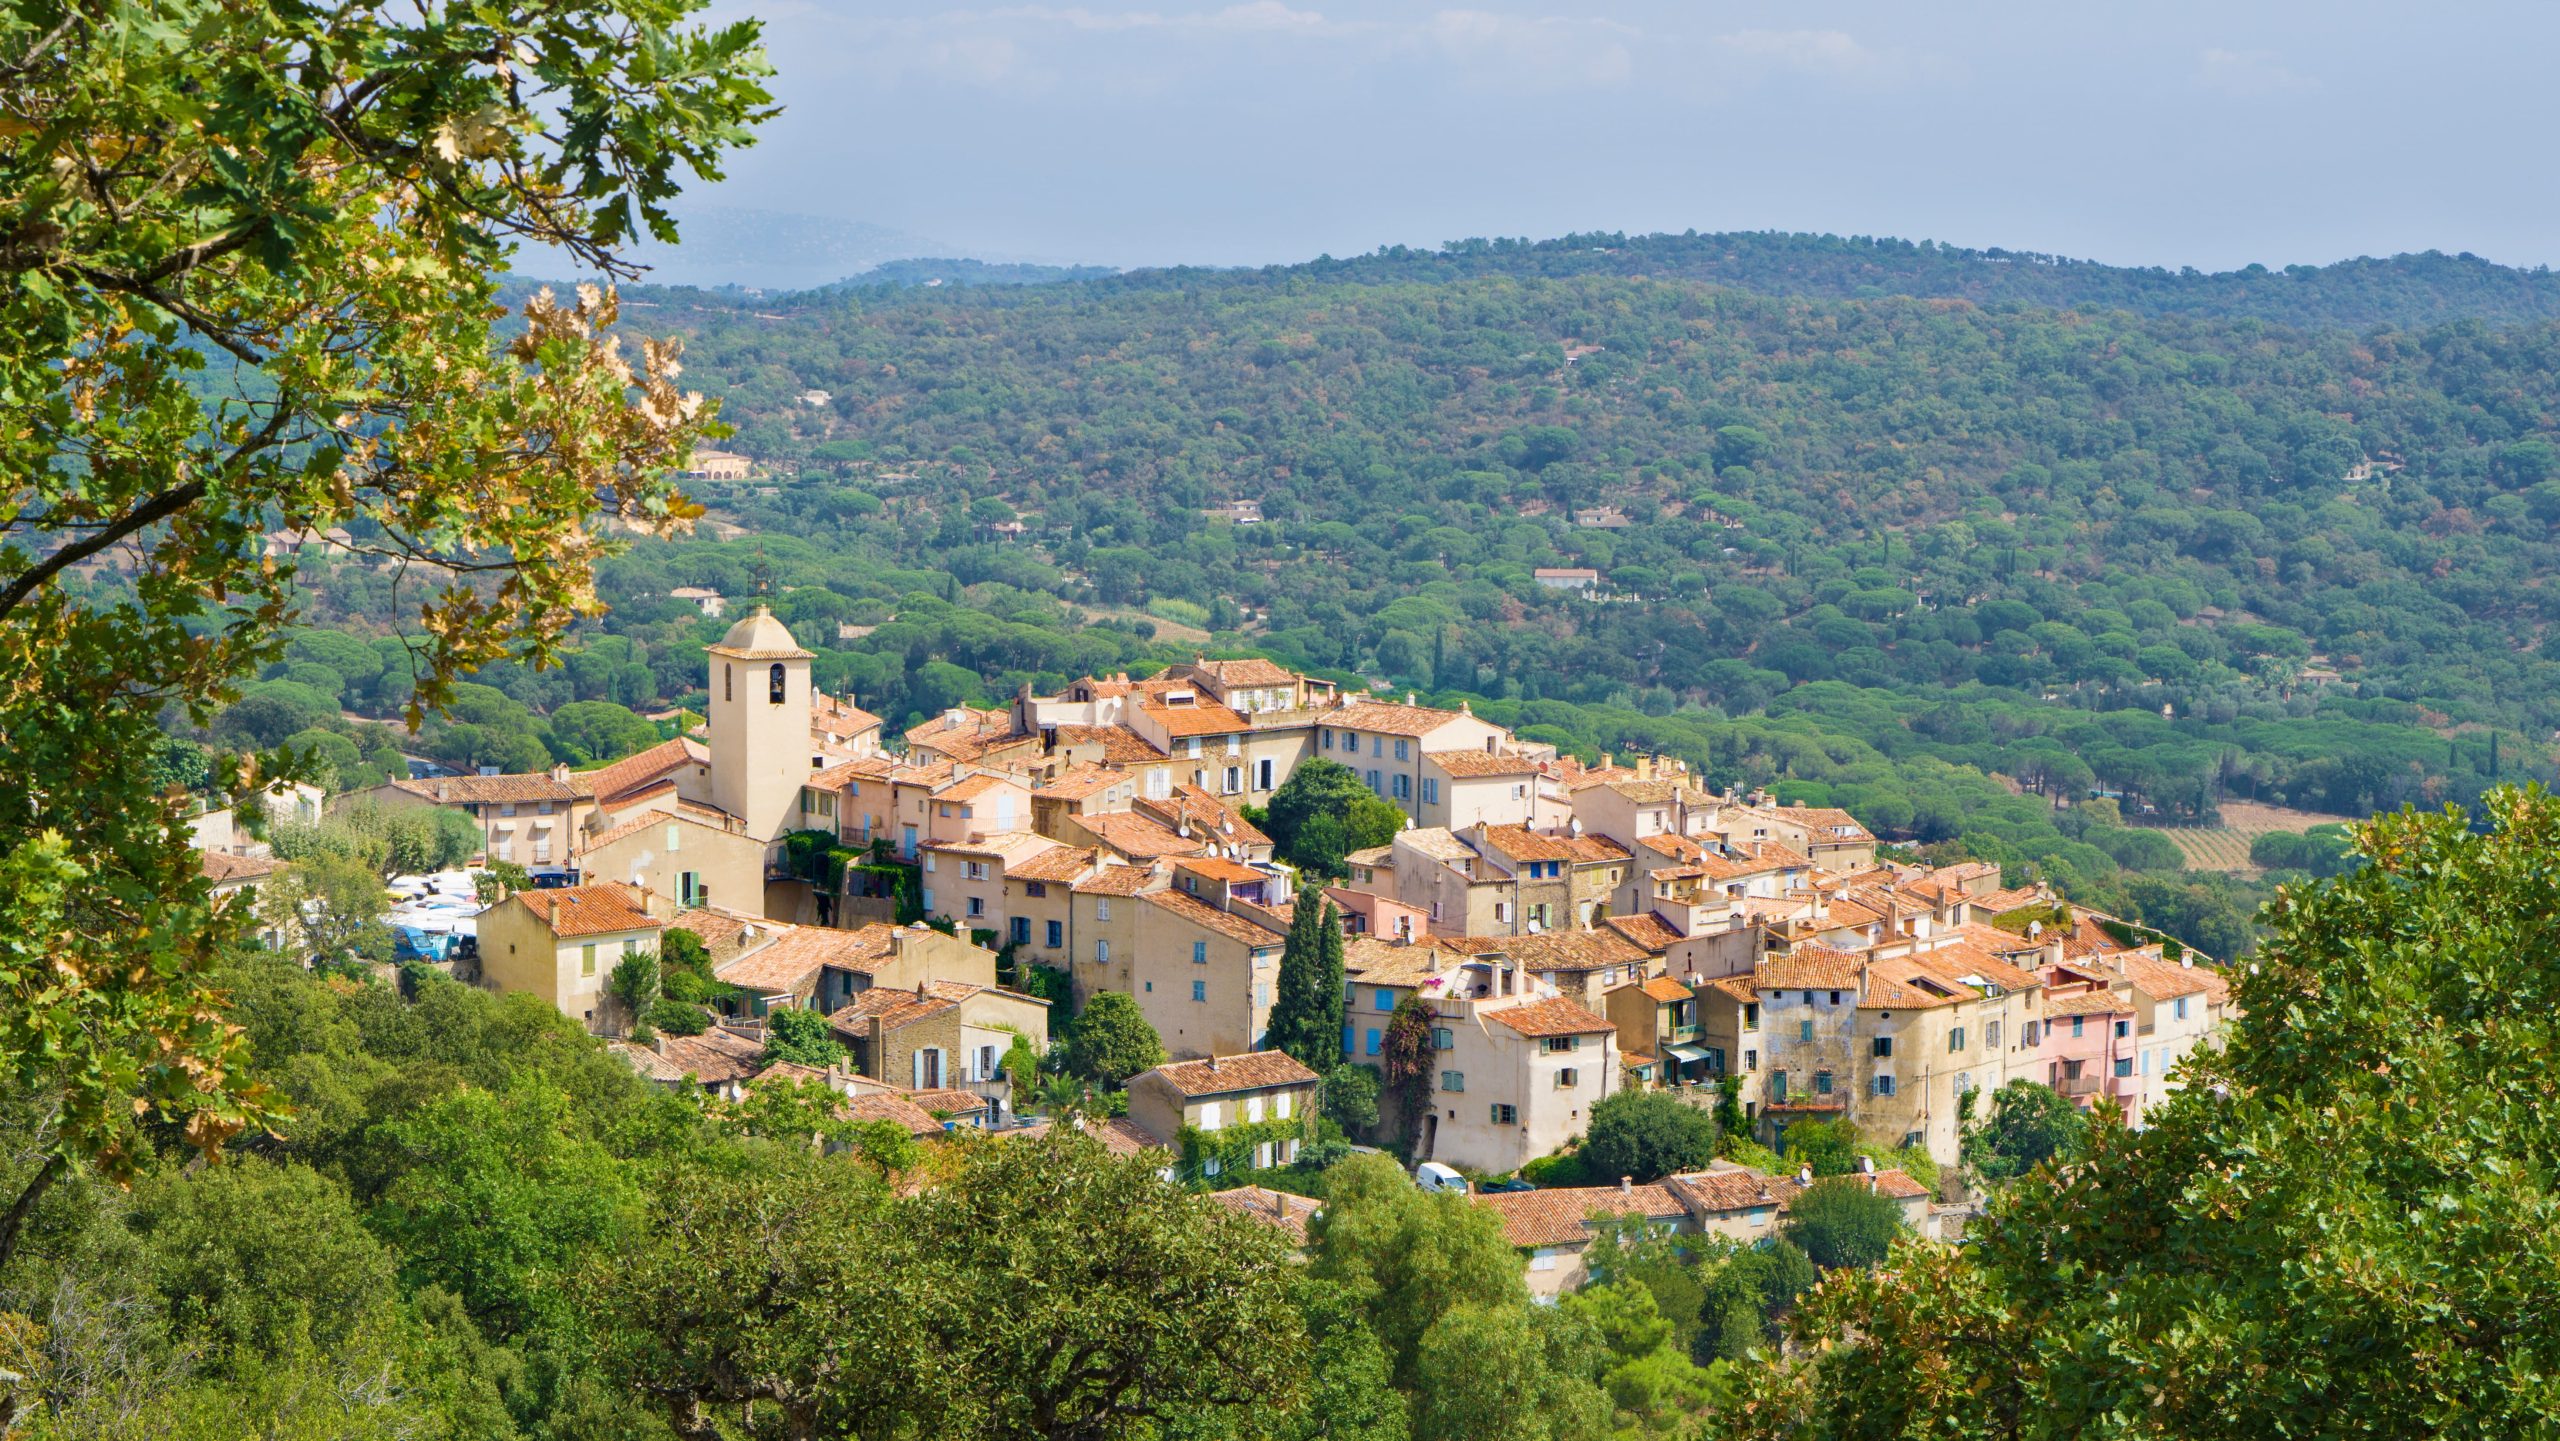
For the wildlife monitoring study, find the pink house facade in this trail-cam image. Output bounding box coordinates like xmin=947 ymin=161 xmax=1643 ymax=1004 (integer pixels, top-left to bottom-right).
xmin=2037 ymin=965 xmax=2143 ymax=1124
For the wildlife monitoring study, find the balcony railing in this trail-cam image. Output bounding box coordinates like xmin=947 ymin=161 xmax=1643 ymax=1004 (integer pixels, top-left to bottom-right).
xmin=2058 ymin=1075 xmax=2101 ymax=1097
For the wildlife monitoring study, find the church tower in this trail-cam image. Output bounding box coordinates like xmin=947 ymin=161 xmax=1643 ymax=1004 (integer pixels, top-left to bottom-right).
xmin=705 ymin=605 xmax=814 ymax=844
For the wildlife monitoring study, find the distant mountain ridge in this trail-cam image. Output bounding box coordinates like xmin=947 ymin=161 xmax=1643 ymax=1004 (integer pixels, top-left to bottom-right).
xmin=1073 ymin=231 xmax=2560 ymax=333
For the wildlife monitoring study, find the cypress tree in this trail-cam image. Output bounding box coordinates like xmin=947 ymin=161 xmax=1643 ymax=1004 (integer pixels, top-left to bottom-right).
xmin=1266 ymin=887 xmax=1347 ymax=1072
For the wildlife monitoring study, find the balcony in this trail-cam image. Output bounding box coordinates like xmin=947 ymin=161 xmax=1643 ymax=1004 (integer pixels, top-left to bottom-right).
xmin=2058 ymin=1075 xmax=2101 ymax=1098
xmin=1669 ymin=1023 xmax=1702 ymax=1043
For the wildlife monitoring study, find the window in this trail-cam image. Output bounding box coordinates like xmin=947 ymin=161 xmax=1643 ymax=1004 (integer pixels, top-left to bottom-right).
xmin=1192 ymin=941 xmax=1208 ymax=964
xmin=1198 ymin=1102 xmax=1222 ymax=1130
xmin=1422 ymin=777 xmax=1439 ymax=805
xmin=1431 ymin=1026 xmax=1454 ymax=1050
xmin=2114 ymin=1056 xmax=2134 ymax=1078
xmin=1440 ymin=1070 xmax=1465 ymax=1092
xmin=1490 ymin=1104 xmax=1518 ymax=1125
xmin=1363 ymin=1028 xmax=1382 ymax=1056
xmin=2071 ymin=1015 xmax=2085 ymax=1038
xmin=1096 ymin=899 xmax=1111 ymax=921
xmin=1322 ymin=730 xmax=1334 ymax=751
xmin=1371 ymin=736 xmax=1383 ymax=757
xmin=1010 ymin=917 xmax=1030 ymax=945
xmin=1987 ymin=1020 xmax=2002 ymax=1049
xmin=1743 ymin=1049 xmax=1757 ymax=1071
xmin=1769 ymin=1071 xmax=1787 ymax=1102
xmin=1223 ymin=765 xmax=1241 ymax=793
xmin=2174 ymin=996 xmax=2190 ymax=1021
xmin=1046 ymin=920 xmax=1063 ymax=948
xmin=963 ymin=861 xmax=987 ymax=880
xmin=1743 ymin=1003 xmax=1759 ymax=1029
xmin=1556 ymin=1067 xmax=1579 ymax=1088
xmin=2022 ymin=1020 xmax=2039 ymax=1046
xmin=624 ymin=937 xmax=639 ymax=957
xmin=2114 ymin=1019 xmax=2131 ymax=1039
xmin=1025 ymin=881 xmax=1046 ymax=899
xmin=580 ymin=942 xmax=597 ymax=976
xmin=965 ymin=896 xmax=983 ymax=918
xmin=1276 ymin=1092 xmax=1293 ymax=1120
xmin=722 ymin=662 xmax=731 ymax=702
xmin=1393 ymin=738 xmax=1409 ymax=761
xmin=1494 ymin=901 xmax=1511 ymax=924
xmin=1798 ymin=1020 xmax=1814 ymax=1043
xmin=1542 ymin=1036 xmax=1579 ymax=1053
xmin=1095 ymin=939 xmax=1110 ymax=964
xmin=769 ymin=662 xmax=786 ymax=704
xmin=679 ymin=870 xmax=702 ymax=908
xmin=1814 ymin=1069 xmax=1833 ymax=1095
xmin=1375 ymin=988 xmax=1393 ymax=1010
xmin=1191 ymin=980 xmax=1207 ymax=1002
xmin=1392 ymin=773 xmax=1410 ymax=801
xmin=1828 ymin=990 xmax=1842 ymax=1006
xmin=1255 ymin=982 xmax=1270 ymax=1007
xmin=1703 ymin=1046 xmax=1726 ymax=1072
xmin=1366 ymin=769 xmax=1381 ymax=792
xmin=1873 ymin=1074 xmax=1897 ymax=1097
xmin=1949 ymin=1026 xmax=1966 ymax=1052
xmin=1957 ymin=1071 xmax=1975 ymax=1094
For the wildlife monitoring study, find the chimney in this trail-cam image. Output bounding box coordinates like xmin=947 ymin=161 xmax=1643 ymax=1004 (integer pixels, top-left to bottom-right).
xmin=1797 ymin=1164 xmax=1814 ymax=1187
xmin=1618 ymin=1175 xmax=1633 ymax=1194
xmin=1858 ymin=1154 xmax=1875 ymax=1176
xmin=1205 ymin=1054 xmax=1220 ymax=1073
xmin=1405 ymin=692 xmax=1416 ymax=707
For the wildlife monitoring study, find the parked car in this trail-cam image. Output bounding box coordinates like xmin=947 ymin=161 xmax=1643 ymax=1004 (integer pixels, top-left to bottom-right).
xmin=1480 ymin=1176 xmax=1537 ymax=1193
xmin=1413 ymin=1161 xmax=1469 ymax=1195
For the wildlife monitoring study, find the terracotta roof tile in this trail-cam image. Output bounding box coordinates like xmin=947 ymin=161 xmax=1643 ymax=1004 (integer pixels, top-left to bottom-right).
xmin=1036 ymin=764 xmax=1128 ymax=802
xmin=200 ymin=850 xmax=281 ymax=884
xmin=1072 ymin=862 xmax=1160 ymax=896
xmin=1138 ymin=699 xmax=1252 ymax=737
xmin=1426 ymin=749 xmax=1543 ymax=778
xmin=1756 ymin=946 xmax=1864 ymax=991
xmin=1010 ymin=846 xmax=1099 ymax=884
xmin=2044 ymin=988 xmax=2134 ymax=1017
xmin=1473 ymin=1184 xmax=1686 ymax=1247
xmin=1482 ymin=996 xmax=1618 ymax=1038
xmin=515 ymin=883 xmax=659 ymax=938
xmin=1435 ymin=929 xmax=1650 ymax=974
xmin=390 ymin=771 xmax=588 ymax=805
xmin=1325 ymin=701 xmax=1465 ymax=738
xmin=585 ymin=738 xmax=696 ymax=805
xmin=1049 ymin=724 xmax=1170 ymax=764
xmin=1142 ymin=889 xmax=1286 ymax=948
xmin=1078 ymin=811 xmax=1207 ymax=861
xmin=843 ymin=1093 xmax=949 ymax=1138
xmin=1208 ymin=1186 xmax=1324 ymax=1243
xmin=1141 ymin=1050 xmax=1320 ymax=1097
xmin=1602 ymin=912 xmax=1686 ymax=953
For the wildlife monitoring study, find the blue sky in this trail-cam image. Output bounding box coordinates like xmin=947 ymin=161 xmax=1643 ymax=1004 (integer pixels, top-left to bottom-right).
xmin=682 ymin=1 xmax=2560 ymax=271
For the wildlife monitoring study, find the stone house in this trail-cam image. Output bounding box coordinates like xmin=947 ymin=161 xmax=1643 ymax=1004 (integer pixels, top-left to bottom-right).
xmin=1124 ymin=1051 xmax=1322 ymax=1177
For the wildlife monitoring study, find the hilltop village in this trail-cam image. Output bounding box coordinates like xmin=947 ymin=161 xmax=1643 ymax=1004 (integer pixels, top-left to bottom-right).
xmin=220 ymin=607 xmax=2236 ymax=1234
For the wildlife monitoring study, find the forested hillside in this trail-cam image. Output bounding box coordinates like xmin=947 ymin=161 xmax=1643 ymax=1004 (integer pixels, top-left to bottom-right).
xmin=199 ymin=237 xmax=2560 ymax=957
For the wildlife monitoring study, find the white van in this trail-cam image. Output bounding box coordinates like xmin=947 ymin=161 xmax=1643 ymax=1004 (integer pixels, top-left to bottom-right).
xmin=1413 ymin=1161 xmax=1469 ymax=1196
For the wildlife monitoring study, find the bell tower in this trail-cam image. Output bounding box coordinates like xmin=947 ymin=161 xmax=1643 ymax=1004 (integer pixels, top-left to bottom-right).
xmin=705 ymin=605 xmax=814 ymax=844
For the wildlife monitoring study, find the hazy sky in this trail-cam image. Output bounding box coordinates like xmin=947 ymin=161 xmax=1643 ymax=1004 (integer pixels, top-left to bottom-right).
xmin=684 ymin=1 xmax=2560 ymax=271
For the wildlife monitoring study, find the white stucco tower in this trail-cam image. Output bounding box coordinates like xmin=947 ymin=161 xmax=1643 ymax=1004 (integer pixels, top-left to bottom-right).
xmin=706 ymin=605 xmax=814 ymax=844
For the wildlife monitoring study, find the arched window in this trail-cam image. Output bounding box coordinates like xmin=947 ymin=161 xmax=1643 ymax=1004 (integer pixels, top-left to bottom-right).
xmin=723 ymin=664 xmax=732 ymax=702
xmin=769 ymin=662 xmax=787 ymax=704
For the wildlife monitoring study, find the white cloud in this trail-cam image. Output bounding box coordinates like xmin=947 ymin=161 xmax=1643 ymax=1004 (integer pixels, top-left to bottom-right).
xmin=1714 ymin=28 xmax=1888 ymax=78
xmin=2197 ymin=48 xmax=2317 ymax=97
xmin=1425 ymin=10 xmax=1637 ymax=91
